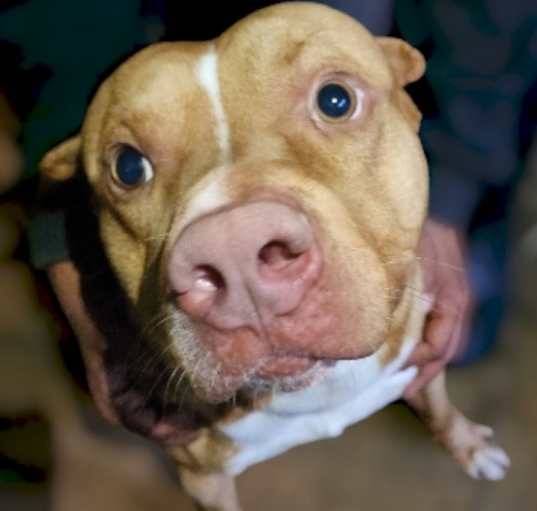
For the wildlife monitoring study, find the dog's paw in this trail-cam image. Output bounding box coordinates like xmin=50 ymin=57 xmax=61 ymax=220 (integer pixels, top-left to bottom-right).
xmin=466 ymin=442 xmax=510 ymax=481
xmin=441 ymin=415 xmax=510 ymax=481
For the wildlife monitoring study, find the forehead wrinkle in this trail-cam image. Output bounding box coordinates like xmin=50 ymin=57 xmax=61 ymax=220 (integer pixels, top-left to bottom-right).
xmin=291 ymin=30 xmax=392 ymax=89
xmin=102 ymin=118 xmax=148 ymax=152
xmin=102 ymin=43 xmax=210 ymax=139
xmin=218 ymin=6 xmax=392 ymax=89
xmin=100 ymin=73 xmax=215 ymax=169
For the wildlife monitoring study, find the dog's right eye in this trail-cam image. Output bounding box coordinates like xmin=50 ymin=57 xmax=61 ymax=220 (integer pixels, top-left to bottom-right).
xmin=113 ymin=147 xmax=154 ymax=188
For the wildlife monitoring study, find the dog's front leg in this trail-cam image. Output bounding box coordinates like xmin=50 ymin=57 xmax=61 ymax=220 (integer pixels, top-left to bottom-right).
xmin=179 ymin=468 xmax=241 ymax=511
xmin=406 ymin=370 xmax=510 ymax=480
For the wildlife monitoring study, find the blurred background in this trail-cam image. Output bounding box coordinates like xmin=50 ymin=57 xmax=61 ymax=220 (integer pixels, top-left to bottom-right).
xmin=1 ymin=1 xmax=536 ymax=509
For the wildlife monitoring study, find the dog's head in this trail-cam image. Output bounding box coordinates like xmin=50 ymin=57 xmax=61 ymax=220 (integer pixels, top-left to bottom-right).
xmin=41 ymin=3 xmax=427 ymax=404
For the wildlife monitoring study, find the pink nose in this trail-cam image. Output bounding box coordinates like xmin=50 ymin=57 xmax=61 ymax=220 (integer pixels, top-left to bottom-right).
xmin=168 ymin=201 xmax=322 ymax=330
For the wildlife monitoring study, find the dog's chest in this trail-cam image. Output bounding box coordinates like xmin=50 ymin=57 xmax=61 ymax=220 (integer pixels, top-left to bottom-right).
xmin=219 ymin=338 xmax=419 ymax=475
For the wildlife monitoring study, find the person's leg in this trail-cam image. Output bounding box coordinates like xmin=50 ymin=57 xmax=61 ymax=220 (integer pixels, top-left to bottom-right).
xmin=455 ymin=188 xmax=511 ymax=365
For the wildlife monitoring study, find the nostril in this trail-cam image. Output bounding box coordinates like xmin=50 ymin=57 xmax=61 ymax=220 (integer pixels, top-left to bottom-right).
xmin=258 ymin=241 xmax=302 ymax=271
xmin=193 ymin=265 xmax=226 ymax=293
xmin=174 ymin=265 xmax=225 ymax=319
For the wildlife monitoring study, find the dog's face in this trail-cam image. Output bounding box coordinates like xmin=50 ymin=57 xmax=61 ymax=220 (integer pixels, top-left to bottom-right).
xmin=42 ymin=3 xmax=427 ymax=403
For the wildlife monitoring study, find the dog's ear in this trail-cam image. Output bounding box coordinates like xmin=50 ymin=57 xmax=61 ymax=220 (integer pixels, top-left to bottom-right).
xmin=377 ymin=37 xmax=425 ymax=87
xmin=39 ymin=136 xmax=81 ymax=180
xmin=377 ymin=37 xmax=425 ymax=132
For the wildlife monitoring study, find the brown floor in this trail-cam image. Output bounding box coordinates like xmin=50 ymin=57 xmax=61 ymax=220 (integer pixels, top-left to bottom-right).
xmin=1 ymin=298 xmax=536 ymax=511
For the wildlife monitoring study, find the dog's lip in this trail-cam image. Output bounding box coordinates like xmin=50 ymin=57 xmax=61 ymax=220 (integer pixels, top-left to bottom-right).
xmin=255 ymin=354 xmax=337 ymax=379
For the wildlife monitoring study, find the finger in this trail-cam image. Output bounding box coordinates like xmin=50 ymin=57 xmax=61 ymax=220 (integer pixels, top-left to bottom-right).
xmin=450 ymin=287 xmax=474 ymax=360
xmin=407 ymin=337 xmax=461 ymax=398
xmin=446 ymin=312 xmax=465 ymax=361
xmin=407 ymin=308 xmax=453 ymax=366
xmin=403 ymin=358 xmax=444 ymax=398
xmin=405 ymin=301 xmax=467 ymax=397
xmin=408 ymin=272 xmax=473 ymax=365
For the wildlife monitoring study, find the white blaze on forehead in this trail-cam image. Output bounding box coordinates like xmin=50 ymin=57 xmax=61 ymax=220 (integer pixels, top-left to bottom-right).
xmin=174 ymin=48 xmax=233 ymax=233
xmin=196 ymin=47 xmax=232 ymax=164
xmin=178 ymin=164 xmax=231 ymax=231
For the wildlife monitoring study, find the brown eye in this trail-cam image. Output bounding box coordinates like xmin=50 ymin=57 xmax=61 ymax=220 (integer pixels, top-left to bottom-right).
xmin=316 ymin=82 xmax=357 ymax=121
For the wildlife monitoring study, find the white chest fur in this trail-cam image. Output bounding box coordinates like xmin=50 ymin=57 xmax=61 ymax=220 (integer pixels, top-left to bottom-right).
xmin=220 ymin=337 xmax=419 ymax=476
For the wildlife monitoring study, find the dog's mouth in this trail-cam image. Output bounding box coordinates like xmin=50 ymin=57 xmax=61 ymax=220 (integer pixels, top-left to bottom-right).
xmin=164 ymin=271 xmax=384 ymax=404
xmin=255 ymin=354 xmax=322 ymax=378
xmin=225 ymin=351 xmax=341 ymax=398
xmin=251 ymin=352 xmax=341 ymax=388
xmin=244 ymin=357 xmax=332 ymax=395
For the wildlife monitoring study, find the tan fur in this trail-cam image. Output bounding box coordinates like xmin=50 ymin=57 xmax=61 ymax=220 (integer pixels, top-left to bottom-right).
xmin=180 ymin=469 xmax=240 ymax=511
xmin=171 ymin=428 xmax=238 ymax=473
xmin=40 ymin=136 xmax=81 ymax=181
xmin=377 ymin=36 xmax=425 ymax=86
xmin=380 ymin=264 xmax=425 ymax=365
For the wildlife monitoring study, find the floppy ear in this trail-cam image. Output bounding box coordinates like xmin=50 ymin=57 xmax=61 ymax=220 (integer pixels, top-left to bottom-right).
xmin=377 ymin=37 xmax=425 ymax=87
xmin=377 ymin=37 xmax=425 ymax=132
xmin=39 ymin=136 xmax=81 ymax=181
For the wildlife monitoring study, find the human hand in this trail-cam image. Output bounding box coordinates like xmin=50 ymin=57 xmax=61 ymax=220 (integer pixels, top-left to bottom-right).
xmin=404 ymin=218 xmax=473 ymax=397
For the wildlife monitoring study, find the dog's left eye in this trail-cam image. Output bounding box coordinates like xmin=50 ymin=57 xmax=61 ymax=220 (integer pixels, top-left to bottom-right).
xmin=316 ymin=82 xmax=357 ymax=121
xmin=113 ymin=147 xmax=154 ymax=188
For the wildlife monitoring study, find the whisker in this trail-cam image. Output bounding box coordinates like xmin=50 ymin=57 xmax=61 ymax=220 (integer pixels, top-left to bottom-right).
xmin=135 ymin=341 xmax=177 ymax=378
xmin=141 ymin=311 xmax=175 ymax=340
xmin=384 ymin=253 xmax=464 ymax=273
xmin=163 ymin=366 xmax=180 ymax=407
xmin=384 ymin=283 xmax=464 ymax=316
xmin=414 ymin=256 xmax=464 ymax=273
xmin=146 ymin=365 xmax=173 ymax=399
xmin=179 ymin=358 xmax=204 ymax=410
xmin=173 ymin=368 xmax=190 ymax=409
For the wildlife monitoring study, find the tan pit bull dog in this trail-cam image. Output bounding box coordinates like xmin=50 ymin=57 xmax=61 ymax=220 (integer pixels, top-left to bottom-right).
xmin=39 ymin=3 xmax=510 ymax=510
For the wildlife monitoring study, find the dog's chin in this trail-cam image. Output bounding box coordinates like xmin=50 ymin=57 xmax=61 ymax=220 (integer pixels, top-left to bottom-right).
xmin=246 ymin=359 xmax=331 ymax=394
xmin=188 ymin=358 xmax=331 ymax=405
xmin=166 ymin=312 xmax=338 ymax=403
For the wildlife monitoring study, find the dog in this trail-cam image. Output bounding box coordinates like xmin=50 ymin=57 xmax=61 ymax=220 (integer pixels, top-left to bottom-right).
xmin=38 ymin=3 xmax=510 ymax=510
